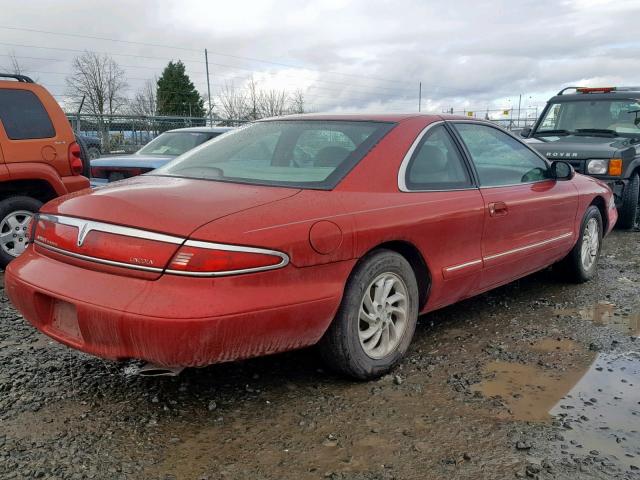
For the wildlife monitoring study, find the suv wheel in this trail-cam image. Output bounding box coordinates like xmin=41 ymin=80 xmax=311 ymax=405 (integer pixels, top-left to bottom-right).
xmin=0 ymin=196 xmax=42 ymax=268
xmin=557 ymin=206 xmax=603 ymax=283
xmin=617 ymin=172 xmax=640 ymax=230
xmin=318 ymin=249 xmax=419 ymax=379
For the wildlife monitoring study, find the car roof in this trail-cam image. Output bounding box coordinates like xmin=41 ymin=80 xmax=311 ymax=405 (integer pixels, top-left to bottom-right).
xmin=166 ymin=126 xmax=235 ymax=133
xmin=259 ymin=113 xmax=444 ymax=123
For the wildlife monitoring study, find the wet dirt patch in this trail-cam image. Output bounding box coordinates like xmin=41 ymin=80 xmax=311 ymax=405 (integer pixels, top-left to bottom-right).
xmin=550 ymin=351 xmax=640 ymax=471
xmin=472 ymin=356 xmax=596 ymax=422
xmin=555 ymin=301 xmax=640 ymax=337
xmin=531 ymin=338 xmax=580 ymax=352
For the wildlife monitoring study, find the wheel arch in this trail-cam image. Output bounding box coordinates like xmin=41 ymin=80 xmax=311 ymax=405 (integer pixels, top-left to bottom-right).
xmin=589 ymin=195 xmax=608 ymax=232
xmin=360 ymin=240 xmax=431 ymax=310
xmin=0 ymin=179 xmax=58 ymax=204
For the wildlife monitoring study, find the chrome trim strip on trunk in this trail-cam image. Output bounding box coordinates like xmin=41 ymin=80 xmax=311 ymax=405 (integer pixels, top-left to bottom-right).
xmin=165 ymin=240 xmax=290 ymax=277
xmin=38 ymin=214 xmax=184 ymax=245
xmin=33 ymin=241 xmax=165 ymax=273
xmin=35 ymin=214 xmax=290 ymax=277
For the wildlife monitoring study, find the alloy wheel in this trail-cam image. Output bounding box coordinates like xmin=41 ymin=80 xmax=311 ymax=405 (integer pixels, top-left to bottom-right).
xmin=581 ymin=217 xmax=599 ymax=271
xmin=0 ymin=210 xmax=33 ymax=257
xmin=358 ymin=272 xmax=409 ymax=359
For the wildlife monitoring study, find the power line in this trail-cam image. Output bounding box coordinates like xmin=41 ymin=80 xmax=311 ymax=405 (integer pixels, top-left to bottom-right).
xmin=0 ymin=25 xmax=413 ymax=85
xmin=1 ymin=50 xmax=414 ymax=96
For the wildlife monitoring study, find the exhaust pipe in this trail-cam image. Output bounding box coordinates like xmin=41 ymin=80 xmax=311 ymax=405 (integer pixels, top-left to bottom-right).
xmin=137 ymin=363 xmax=184 ymax=377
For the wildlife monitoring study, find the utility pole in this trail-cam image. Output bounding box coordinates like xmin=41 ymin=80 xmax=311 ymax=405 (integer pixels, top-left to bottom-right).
xmin=205 ymin=49 xmax=213 ymax=126
xmin=517 ymin=93 xmax=522 ymax=127
xmin=418 ymin=82 xmax=422 ymax=112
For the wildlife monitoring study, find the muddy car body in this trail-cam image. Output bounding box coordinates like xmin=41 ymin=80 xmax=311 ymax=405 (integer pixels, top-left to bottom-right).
xmin=5 ymin=114 xmax=617 ymax=379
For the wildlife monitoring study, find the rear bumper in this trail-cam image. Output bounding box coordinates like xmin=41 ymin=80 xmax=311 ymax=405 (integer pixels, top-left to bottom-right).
xmin=89 ymin=178 xmax=108 ymax=188
xmin=5 ymin=247 xmax=350 ymax=367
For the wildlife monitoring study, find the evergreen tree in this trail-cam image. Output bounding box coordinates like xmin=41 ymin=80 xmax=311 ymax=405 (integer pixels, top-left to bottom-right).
xmin=156 ymin=61 xmax=205 ymax=117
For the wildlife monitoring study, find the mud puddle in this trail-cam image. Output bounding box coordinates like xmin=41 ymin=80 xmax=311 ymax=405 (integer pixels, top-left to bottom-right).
xmin=474 ymin=345 xmax=640 ymax=472
xmin=555 ymin=301 xmax=640 ymax=337
xmin=551 ymin=352 xmax=640 ymax=470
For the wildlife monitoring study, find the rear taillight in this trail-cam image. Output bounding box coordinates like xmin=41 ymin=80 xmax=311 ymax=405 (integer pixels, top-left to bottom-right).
xmin=167 ymin=241 xmax=288 ymax=276
xmin=35 ymin=216 xmax=180 ymax=271
xmin=32 ymin=215 xmax=289 ymax=276
xmin=68 ymin=142 xmax=83 ymax=176
xmin=90 ymin=167 xmax=148 ymax=180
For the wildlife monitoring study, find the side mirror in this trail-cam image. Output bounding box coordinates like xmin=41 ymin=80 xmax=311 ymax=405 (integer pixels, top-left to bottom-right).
xmin=551 ymin=161 xmax=575 ymax=181
xmin=520 ymin=127 xmax=532 ymax=138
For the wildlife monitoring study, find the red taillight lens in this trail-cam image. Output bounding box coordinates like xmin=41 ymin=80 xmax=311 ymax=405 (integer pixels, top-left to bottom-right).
xmin=35 ymin=217 xmax=179 ymax=270
xmin=68 ymin=142 xmax=83 ymax=176
xmin=167 ymin=242 xmax=286 ymax=275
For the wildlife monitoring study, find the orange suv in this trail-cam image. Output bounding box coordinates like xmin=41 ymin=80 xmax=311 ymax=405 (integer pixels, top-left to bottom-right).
xmin=0 ymin=73 xmax=89 ymax=267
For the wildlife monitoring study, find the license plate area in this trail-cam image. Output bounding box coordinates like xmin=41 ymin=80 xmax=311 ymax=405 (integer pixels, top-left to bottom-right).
xmin=51 ymin=300 xmax=82 ymax=342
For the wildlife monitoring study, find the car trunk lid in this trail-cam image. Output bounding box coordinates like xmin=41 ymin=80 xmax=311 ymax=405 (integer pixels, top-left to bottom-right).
xmin=35 ymin=175 xmax=300 ymax=278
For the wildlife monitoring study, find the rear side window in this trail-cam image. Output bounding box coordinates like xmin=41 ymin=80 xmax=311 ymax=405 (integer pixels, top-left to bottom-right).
xmin=405 ymin=125 xmax=472 ymax=190
xmin=0 ymin=89 xmax=55 ymax=140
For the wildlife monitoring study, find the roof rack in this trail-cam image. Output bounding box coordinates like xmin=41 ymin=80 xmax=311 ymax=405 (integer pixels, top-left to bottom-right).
xmin=0 ymin=73 xmax=34 ymax=83
xmin=557 ymin=86 xmax=583 ymax=95
xmin=557 ymin=86 xmax=640 ymax=95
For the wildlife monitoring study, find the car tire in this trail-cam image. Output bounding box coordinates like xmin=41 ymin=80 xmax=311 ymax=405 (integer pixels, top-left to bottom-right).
xmin=87 ymin=147 xmax=101 ymax=161
xmin=0 ymin=196 xmax=42 ymax=269
xmin=318 ymin=249 xmax=419 ymax=380
xmin=75 ymin=136 xmax=92 ymax=178
xmin=557 ymin=206 xmax=603 ymax=283
xmin=617 ymin=172 xmax=639 ymax=230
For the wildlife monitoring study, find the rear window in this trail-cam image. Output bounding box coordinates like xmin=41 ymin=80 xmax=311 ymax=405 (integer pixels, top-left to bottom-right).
xmin=137 ymin=131 xmax=218 ymax=156
xmin=0 ymin=89 xmax=56 ymax=140
xmin=152 ymin=120 xmax=395 ymax=189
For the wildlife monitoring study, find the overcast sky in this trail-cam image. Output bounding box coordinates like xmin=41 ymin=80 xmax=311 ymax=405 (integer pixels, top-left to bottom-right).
xmin=1 ymin=0 xmax=639 ymax=116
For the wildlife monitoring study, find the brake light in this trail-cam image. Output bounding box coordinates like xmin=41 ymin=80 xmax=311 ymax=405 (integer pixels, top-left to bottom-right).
xmin=34 ymin=216 xmax=179 ymax=270
xmin=609 ymin=158 xmax=623 ymax=176
xmin=167 ymin=241 xmax=288 ymax=276
xmin=576 ymin=87 xmax=615 ymax=94
xmin=68 ymin=142 xmax=83 ymax=175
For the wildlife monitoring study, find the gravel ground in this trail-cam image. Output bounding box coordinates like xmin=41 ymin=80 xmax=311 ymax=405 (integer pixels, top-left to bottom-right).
xmin=1 ymin=230 xmax=639 ymax=480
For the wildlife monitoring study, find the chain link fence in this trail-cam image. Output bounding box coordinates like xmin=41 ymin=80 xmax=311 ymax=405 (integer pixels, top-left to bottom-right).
xmin=442 ymin=107 xmax=540 ymax=131
xmin=67 ymin=108 xmax=541 ymax=157
xmin=66 ymin=113 xmax=248 ymax=155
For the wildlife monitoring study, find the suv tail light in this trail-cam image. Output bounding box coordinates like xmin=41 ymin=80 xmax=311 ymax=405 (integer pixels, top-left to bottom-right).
xmin=68 ymin=142 xmax=84 ymax=176
xmin=167 ymin=241 xmax=288 ymax=276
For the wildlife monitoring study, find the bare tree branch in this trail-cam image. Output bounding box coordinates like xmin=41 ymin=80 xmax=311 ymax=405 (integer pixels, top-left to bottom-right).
xmin=66 ymin=51 xmax=128 ymax=147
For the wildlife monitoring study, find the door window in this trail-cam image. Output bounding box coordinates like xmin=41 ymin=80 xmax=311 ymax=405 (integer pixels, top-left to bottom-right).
xmin=405 ymin=125 xmax=472 ymax=190
xmin=454 ymin=123 xmax=549 ymax=187
xmin=0 ymin=89 xmax=56 ymax=140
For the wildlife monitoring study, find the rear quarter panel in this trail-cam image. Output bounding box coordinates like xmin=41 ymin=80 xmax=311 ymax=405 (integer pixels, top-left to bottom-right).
xmin=0 ymin=82 xmax=75 ymax=176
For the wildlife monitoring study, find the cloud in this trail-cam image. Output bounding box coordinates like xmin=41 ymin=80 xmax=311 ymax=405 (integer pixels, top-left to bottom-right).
xmin=1 ymin=0 xmax=639 ymax=114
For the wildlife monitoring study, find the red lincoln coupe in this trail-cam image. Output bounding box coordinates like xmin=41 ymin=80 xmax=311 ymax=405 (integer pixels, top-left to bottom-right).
xmin=5 ymin=114 xmax=617 ymax=379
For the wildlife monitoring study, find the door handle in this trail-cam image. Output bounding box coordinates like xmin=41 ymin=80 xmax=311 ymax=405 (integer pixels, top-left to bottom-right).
xmin=488 ymin=202 xmax=508 ymax=217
